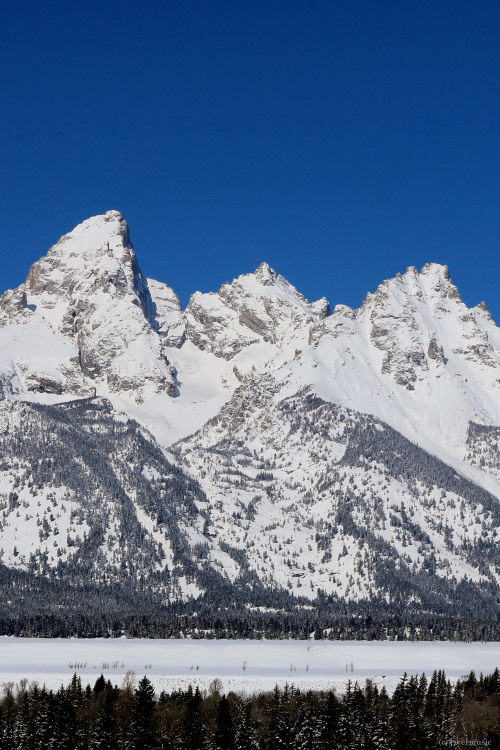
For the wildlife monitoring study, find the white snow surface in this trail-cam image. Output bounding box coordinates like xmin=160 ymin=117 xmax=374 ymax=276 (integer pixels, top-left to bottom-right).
xmin=3 ymin=213 xmax=500 ymax=470
xmin=3 ymin=212 xmax=500 ymax=601
xmin=0 ymin=638 xmax=498 ymax=696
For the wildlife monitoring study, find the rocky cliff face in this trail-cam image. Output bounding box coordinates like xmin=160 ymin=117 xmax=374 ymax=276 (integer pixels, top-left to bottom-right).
xmin=362 ymin=263 xmax=500 ymax=390
xmin=184 ymin=262 xmax=330 ymax=359
xmin=1 ymin=211 xmax=500 ymax=616
xmin=0 ymin=211 xmax=178 ymax=402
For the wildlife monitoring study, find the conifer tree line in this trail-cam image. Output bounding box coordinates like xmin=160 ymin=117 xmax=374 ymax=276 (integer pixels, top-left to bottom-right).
xmin=0 ymin=669 xmax=499 ymax=749
xmin=3 ymin=608 xmax=500 ymax=642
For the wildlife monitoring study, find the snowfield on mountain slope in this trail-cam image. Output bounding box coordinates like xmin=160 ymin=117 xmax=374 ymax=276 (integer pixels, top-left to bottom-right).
xmin=2 ymin=211 xmax=500 ymax=472
xmin=175 ymin=383 xmax=500 ymax=599
xmin=2 ymin=211 xmax=500 ymax=612
xmin=1 ymin=638 xmax=499 ymax=696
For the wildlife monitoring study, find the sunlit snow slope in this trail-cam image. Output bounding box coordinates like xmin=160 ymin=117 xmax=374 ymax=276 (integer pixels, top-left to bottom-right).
xmin=1 ymin=211 xmax=500 ymax=613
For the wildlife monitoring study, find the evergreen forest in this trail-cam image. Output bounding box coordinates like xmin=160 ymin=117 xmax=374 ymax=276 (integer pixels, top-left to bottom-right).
xmin=0 ymin=668 xmax=499 ymax=749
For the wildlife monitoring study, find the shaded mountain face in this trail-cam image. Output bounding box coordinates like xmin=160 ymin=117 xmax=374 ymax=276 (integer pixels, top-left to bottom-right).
xmin=1 ymin=211 xmax=500 ymax=619
xmin=0 ymin=398 xmax=208 ymax=598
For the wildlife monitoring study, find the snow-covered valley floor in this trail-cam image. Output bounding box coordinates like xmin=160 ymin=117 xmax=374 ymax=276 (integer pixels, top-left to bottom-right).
xmin=1 ymin=638 xmax=499 ymax=695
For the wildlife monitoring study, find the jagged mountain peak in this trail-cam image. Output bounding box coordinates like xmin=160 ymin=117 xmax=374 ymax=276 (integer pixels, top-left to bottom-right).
xmin=184 ymin=262 xmax=331 ymax=359
xmin=34 ymin=210 xmax=138 ymax=293
xmin=420 ymin=260 xmax=451 ymax=278
xmin=365 ymin=261 xmax=499 ymax=382
xmin=325 ymin=263 xmax=462 ymax=326
xmin=47 ymin=210 xmax=128 ymax=254
xmin=211 ymin=261 xmax=329 ymax=316
xmin=475 ymin=300 xmax=495 ymax=324
xmin=223 ymin=261 xmax=308 ymax=303
xmin=301 ymin=258 xmax=500 ymax=479
xmin=371 ymin=262 xmax=459 ymax=304
xmin=253 ymin=261 xmax=276 ymax=284
xmin=28 ymin=210 xmax=144 ymax=300
xmin=0 ymin=211 xmax=178 ymax=402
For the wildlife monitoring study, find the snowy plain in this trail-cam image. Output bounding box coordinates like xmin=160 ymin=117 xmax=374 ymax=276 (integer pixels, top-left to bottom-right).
xmin=1 ymin=638 xmax=499 ymax=696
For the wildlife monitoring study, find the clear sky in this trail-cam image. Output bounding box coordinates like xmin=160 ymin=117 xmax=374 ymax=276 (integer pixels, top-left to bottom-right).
xmin=2 ymin=1 xmax=499 ymax=319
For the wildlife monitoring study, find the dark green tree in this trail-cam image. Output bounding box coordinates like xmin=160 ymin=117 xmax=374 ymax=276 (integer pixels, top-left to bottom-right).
xmin=180 ymin=686 xmax=206 ymax=750
xmin=213 ymin=695 xmax=234 ymax=750
xmin=233 ymin=705 xmax=259 ymax=750
xmin=90 ymin=690 xmax=119 ymax=750
xmin=130 ymin=676 xmax=157 ymax=750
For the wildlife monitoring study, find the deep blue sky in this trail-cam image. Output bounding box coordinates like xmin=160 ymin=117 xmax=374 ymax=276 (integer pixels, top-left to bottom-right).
xmin=2 ymin=1 xmax=499 ymax=318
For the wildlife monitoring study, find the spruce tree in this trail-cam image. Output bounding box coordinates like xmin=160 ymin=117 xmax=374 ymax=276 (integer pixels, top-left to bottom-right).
xmin=337 ymin=681 xmax=359 ymax=749
xmin=266 ymin=687 xmax=292 ymax=750
xmin=292 ymin=704 xmax=319 ymax=750
xmin=213 ymin=695 xmax=235 ymax=750
xmin=32 ymin=688 xmax=57 ymax=750
xmin=368 ymin=684 xmax=389 ymax=750
xmin=180 ymin=686 xmax=206 ymax=750
xmin=90 ymin=691 xmax=119 ymax=750
xmin=13 ymin=692 xmax=33 ymax=750
xmin=52 ymin=688 xmax=80 ymax=750
xmin=316 ymin=691 xmax=340 ymax=749
xmin=129 ymin=676 xmax=157 ymax=750
xmin=233 ymin=705 xmax=259 ymax=750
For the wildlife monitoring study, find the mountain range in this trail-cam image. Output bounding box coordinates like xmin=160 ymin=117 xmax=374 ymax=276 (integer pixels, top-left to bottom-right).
xmin=1 ymin=210 xmax=500 ymax=633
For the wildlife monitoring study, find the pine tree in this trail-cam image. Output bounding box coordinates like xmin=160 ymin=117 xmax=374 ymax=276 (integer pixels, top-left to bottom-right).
xmin=93 ymin=675 xmax=107 ymax=695
xmin=90 ymin=691 xmax=119 ymax=750
xmin=337 ymin=681 xmax=360 ymax=749
xmin=180 ymin=686 xmax=206 ymax=750
xmin=13 ymin=692 xmax=34 ymax=750
xmin=389 ymin=673 xmax=434 ymax=750
xmin=426 ymin=670 xmax=454 ymax=744
xmin=67 ymin=673 xmax=84 ymax=706
xmin=129 ymin=676 xmax=157 ymax=750
xmin=367 ymin=684 xmax=389 ymax=750
xmin=213 ymin=695 xmax=234 ymax=750
xmin=292 ymin=704 xmax=320 ymax=750
xmin=52 ymin=688 xmax=80 ymax=750
xmin=266 ymin=686 xmax=292 ymax=750
xmin=233 ymin=705 xmax=259 ymax=750
xmin=488 ymin=666 xmax=500 ymax=694
xmin=388 ymin=674 xmax=409 ymax=750
xmin=0 ymin=682 xmax=17 ymax=750
xmin=32 ymin=688 xmax=57 ymax=750
xmin=360 ymin=680 xmax=387 ymax=750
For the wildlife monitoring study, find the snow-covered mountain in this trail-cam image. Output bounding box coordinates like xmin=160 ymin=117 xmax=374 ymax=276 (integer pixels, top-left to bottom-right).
xmin=1 ymin=211 xmax=500 ymax=620
xmin=0 ymin=211 xmax=178 ymax=403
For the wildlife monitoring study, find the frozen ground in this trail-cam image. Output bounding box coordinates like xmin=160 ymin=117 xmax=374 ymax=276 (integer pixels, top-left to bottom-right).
xmin=1 ymin=638 xmax=499 ymax=695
